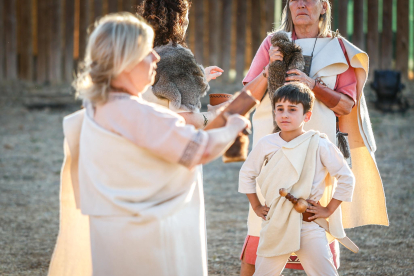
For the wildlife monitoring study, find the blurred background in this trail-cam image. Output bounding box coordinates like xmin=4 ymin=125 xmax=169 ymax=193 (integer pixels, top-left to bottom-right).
xmin=0 ymin=0 xmax=413 ymax=88
xmin=1 ymin=0 xmax=414 ymax=275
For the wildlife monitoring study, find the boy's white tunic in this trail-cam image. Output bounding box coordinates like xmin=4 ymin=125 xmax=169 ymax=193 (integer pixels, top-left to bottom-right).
xmin=246 ymin=33 xmax=389 ymax=237
xmin=240 ymin=131 xmax=354 ymax=257
xmin=48 ymin=95 xmax=208 ymax=276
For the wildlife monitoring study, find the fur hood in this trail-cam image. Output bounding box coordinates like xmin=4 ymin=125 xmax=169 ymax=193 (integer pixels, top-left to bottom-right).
xmin=152 ymin=44 xmax=209 ymax=112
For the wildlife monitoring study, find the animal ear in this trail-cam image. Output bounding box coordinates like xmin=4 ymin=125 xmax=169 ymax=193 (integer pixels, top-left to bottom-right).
xmin=152 ymin=74 xmax=182 ymax=110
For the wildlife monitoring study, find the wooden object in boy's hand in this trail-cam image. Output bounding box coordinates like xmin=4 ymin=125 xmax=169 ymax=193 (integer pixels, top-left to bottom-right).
xmin=278 ymin=188 xmax=359 ymax=253
xmin=279 ymin=188 xmax=309 ymax=214
xmin=206 ymin=90 xmax=259 ymax=163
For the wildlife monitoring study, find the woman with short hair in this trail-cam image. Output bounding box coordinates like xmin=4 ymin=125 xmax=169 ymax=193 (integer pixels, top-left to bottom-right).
xmin=240 ymin=0 xmax=388 ymax=275
xmin=48 ymin=13 xmax=249 ymax=276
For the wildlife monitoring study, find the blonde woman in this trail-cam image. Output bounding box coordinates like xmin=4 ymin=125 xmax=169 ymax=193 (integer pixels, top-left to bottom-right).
xmin=48 ymin=13 xmax=249 ymax=276
xmin=240 ymin=0 xmax=388 ymax=275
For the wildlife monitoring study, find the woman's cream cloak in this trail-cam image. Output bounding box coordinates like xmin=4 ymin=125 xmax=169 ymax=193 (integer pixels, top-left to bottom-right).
xmin=247 ymin=33 xmax=389 ymax=237
xmin=48 ymin=108 xmax=207 ymax=276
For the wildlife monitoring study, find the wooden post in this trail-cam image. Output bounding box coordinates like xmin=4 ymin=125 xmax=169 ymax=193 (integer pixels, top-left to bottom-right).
xmin=396 ymin=0 xmax=409 ymax=81
xmin=17 ymin=0 xmax=33 ymax=81
xmin=221 ymin=0 xmax=233 ymax=83
xmin=49 ymin=0 xmax=62 ymax=83
xmin=79 ymin=0 xmax=90 ymax=62
xmin=108 ymin=0 xmax=117 ymax=13
xmin=194 ymin=0 xmax=204 ymax=64
xmin=381 ymin=0 xmax=393 ymax=69
xmin=186 ymin=3 xmax=195 ymax=52
xmin=236 ymin=0 xmax=247 ymax=83
xmin=338 ymin=0 xmax=348 ymax=37
xmin=122 ymin=0 xmax=133 ymax=12
xmin=65 ymin=0 xmax=75 ymax=82
xmin=37 ymin=0 xmax=49 ymax=83
xmin=265 ymin=0 xmax=275 ymax=33
xmin=208 ymin=0 xmax=220 ymax=66
xmin=250 ymin=0 xmax=261 ymax=57
xmin=134 ymin=0 xmax=143 ymax=13
xmin=367 ymin=0 xmax=379 ymax=79
xmin=352 ymin=0 xmax=364 ymax=49
xmin=94 ymin=0 xmax=103 ymax=19
xmin=4 ymin=0 xmax=17 ymax=80
xmin=0 ymin=0 xmax=4 ymax=80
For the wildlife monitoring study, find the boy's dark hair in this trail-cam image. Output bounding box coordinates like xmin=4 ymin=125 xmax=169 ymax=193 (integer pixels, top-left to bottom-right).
xmin=272 ymin=82 xmax=315 ymax=114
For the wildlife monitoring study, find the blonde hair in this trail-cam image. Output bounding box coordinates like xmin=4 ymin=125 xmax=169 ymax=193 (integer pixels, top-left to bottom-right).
xmin=278 ymin=0 xmax=332 ymax=38
xmin=75 ymin=12 xmax=154 ymax=104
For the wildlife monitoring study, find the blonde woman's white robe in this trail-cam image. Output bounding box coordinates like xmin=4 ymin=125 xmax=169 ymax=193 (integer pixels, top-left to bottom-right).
xmin=48 ymin=94 xmax=209 ymax=276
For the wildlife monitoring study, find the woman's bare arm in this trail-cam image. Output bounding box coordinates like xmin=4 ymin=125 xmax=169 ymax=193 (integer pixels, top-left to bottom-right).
xmin=243 ymin=66 xmax=269 ymax=101
xmin=330 ymin=94 xmax=354 ymax=116
xmin=179 ymin=101 xmax=229 ymax=129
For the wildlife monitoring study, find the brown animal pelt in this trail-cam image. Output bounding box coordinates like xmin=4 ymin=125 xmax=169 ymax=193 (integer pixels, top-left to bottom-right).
xmin=152 ymin=45 xmax=209 ymax=112
xmin=268 ymin=32 xmax=305 ymax=132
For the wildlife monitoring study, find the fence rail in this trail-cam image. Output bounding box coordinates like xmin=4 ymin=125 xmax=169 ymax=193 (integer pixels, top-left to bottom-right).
xmin=0 ymin=0 xmax=413 ymax=85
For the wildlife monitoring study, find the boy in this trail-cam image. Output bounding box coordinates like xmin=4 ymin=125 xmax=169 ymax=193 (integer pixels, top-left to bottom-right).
xmin=239 ymin=82 xmax=355 ymax=276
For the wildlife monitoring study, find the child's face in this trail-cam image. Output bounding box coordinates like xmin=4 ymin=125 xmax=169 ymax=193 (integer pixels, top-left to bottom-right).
xmin=274 ymin=100 xmax=312 ymax=132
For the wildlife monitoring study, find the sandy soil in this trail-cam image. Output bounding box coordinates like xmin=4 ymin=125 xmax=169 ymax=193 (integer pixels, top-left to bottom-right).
xmin=0 ymin=85 xmax=413 ymax=275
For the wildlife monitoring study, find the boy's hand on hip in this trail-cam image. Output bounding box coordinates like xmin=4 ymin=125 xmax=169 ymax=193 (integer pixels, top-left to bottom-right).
xmin=253 ymin=204 xmax=270 ymax=220
xmin=306 ymin=200 xmax=332 ymax=220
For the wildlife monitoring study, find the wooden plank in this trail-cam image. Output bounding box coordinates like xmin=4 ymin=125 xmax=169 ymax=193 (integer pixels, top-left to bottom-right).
xmin=352 ymin=0 xmax=364 ymax=49
xmin=94 ymin=0 xmax=103 ymax=19
xmin=4 ymin=0 xmax=18 ymax=80
xmin=396 ymin=0 xmax=409 ymax=80
xmin=186 ymin=2 xmax=195 ymax=51
xmin=0 ymin=0 xmax=4 ymax=80
xmin=250 ymin=0 xmax=261 ymax=57
xmin=367 ymin=0 xmax=379 ymax=78
xmin=107 ymin=0 xmax=118 ymax=13
xmin=48 ymin=0 xmax=62 ymax=83
xmin=37 ymin=0 xmax=49 ymax=82
xmin=64 ymin=0 xmax=75 ymax=82
xmin=236 ymin=0 xmax=247 ymax=82
xmin=122 ymin=0 xmax=133 ymax=12
xmin=380 ymin=0 xmax=393 ymax=69
xmin=18 ymin=0 xmax=33 ymax=81
xmin=135 ymin=0 xmax=143 ymax=11
xmin=265 ymin=0 xmax=275 ymax=33
xmin=208 ymin=0 xmax=220 ymax=66
xmin=221 ymin=0 xmax=233 ymax=83
xmin=79 ymin=0 xmax=90 ymax=61
xmin=338 ymin=0 xmax=348 ymax=37
xmin=194 ymin=0 xmax=204 ymax=64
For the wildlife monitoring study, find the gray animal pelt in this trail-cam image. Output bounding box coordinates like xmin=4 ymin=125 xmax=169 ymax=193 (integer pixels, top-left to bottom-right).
xmin=268 ymin=32 xmax=305 ymax=131
xmin=152 ymin=45 xmax=209 ymax=112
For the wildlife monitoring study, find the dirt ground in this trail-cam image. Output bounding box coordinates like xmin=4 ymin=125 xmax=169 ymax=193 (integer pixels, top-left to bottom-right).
xmin=0 ymin=83 xmax=413 ymax=275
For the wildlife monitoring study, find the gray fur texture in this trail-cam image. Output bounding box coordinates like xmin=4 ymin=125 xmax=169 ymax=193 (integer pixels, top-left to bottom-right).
xmin=152 ymin=45 xmax=209 ymax=112
xmin=268 ymin=32 xmax=305 ymax=131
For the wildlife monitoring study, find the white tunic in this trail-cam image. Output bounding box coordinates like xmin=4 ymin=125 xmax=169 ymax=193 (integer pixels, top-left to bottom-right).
xmin=239 ymin=132 xmax=354 ymax=203
xmin=48 ymin=93 xmax=209 ymax=276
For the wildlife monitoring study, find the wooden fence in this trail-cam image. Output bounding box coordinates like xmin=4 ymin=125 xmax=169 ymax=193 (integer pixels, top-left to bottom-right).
xmin=0 ymin=0 xmax=413 ymax=85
